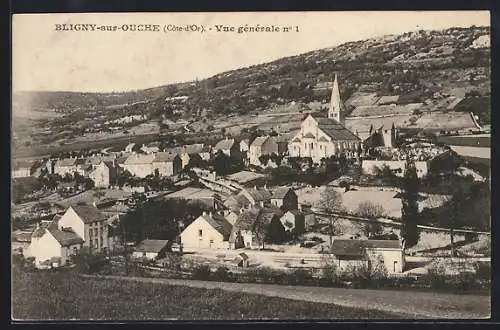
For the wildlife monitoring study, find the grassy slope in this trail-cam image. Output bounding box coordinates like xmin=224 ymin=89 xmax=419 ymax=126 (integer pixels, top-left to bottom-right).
xmin=12 ymin=267 xmax=398 ymax=320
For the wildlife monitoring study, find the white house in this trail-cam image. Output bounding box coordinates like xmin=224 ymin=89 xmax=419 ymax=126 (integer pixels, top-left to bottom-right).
xmin=28 ymin=220 xmax=84 ymax=268
xmin=132 ymin=239 xmax=170 ymax=261
xmin=180 ymin=212 xmax=233 ymax=250
xmin=331 ymin=239 xmax=405 ymax=274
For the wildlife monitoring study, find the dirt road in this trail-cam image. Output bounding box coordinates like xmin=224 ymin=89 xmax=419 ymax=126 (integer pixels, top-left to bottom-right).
xmin=82 ymin=274 xmax=490 ymax=319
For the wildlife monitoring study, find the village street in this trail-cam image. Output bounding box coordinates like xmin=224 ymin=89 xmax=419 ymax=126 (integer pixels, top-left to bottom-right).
xmin=82 ymin=274 xmax=491 ymax=319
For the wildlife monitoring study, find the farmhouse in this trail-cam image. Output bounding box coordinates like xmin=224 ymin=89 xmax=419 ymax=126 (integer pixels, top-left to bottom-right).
xmin=152 ymin=152 xmax=182 ymax=177
xmin=27 ymin=204 xmax=110 ymax=268
xmin=121 ymin=153 xmax=155 ymax=178
xmin=331 ymin=239 xmax=405 ymax=274
xmin=180 ymin=211 xmax=233 ymax=250
xmin=237 ymin=187 xmax=273 ymax=208
xmin=54 ymin=158 xmax=86 ymax=176
xmin=132 ymin=239 xmax=170 ymax=261
xmin=248 ymin=136 xmax=278 ymax=166
xmin=213 ymin=138 xmax=239 ymax=157
xmin=89 ymin=161 xmax=117 ymax=188
xmin=28 ymin=221 xmax=84 ymax=268
xmin=12 ymin=161 xmax=35 ymax=178
xmin=288 ymin=75 xmax=361 ymax=163
xmin=270 ymin=187 xmax=298 ymax=211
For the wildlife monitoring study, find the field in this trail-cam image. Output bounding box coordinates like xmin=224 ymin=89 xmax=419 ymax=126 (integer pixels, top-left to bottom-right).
xmin=436 ymin=134 xmax=490 ymax=148
xmin=11 ymin=267 xmax=398 ymax=320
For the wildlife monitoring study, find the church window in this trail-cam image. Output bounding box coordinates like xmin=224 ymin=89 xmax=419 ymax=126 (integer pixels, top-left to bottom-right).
xmin=310 ymin=143 xmax=314 ymax=149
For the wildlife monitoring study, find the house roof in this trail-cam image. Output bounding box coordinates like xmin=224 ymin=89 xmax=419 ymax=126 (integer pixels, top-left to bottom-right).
xmin=240 ymin=139 xmax=250 ymax=146
xmin=55 ymin=158 xmax=79 ymax=167
xmin=182 ymin=143 xmax=205 ymax=155
xmin=125 ymin=143 xmax=136 ymax=150
xmin=12 ymin=160 xmax=34 ymax=171
xmin=124 ymin=153 xmax=155 ymax=165
xmin=200 ymin=214 xmax=233 ymax=239
xmin=214 ymin=138 xmax=235 ymax=151
xmin=250 ymin=136 xmax=269 ymax=148
xmin=284 ymin=209 xmax=302 ymax=217
xmin=240 ymin=187 xmax=272 ymax=203
xmin=70 ymin=204 xmax=107 ymax=223
xmin=47 ymin=226 xmax=84 ymax=247
xmin=153 ymin=152 xmax=178 ymax=163
xmin=135 ymin=239 xmax=169 ymax=253
xmin=331 ymin=239 xmax=401 ymax=257
xmin=271 ymin=187 xmax=294 ymax=199
xmin=314 ymin=117 xmax=361 ymax=141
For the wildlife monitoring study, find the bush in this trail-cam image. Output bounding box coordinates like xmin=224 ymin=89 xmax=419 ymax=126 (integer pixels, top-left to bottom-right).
xmin=213 ymin=266 xmax=229 ymax=281
xmin=192 ymin=265 xmax=211 ymax=280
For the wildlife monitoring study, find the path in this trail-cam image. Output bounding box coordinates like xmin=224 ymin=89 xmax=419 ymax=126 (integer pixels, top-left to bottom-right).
xmin=82 ymin=274 xmax=490 ymax=319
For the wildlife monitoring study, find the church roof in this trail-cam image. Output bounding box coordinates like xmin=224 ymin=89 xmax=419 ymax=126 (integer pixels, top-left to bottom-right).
xmin=314 ymin=117 xmax=361 ymax=141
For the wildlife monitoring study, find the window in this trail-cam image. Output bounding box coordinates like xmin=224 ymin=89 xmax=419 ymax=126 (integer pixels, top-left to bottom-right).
xmin=393 ymin=261 xmax=398 ymax=272
xmin=198 ymin=229 xmax=203 ymax=237
xmin=210 ymin=239 xmax=214 ymax=244
xmin=310 ymin=143 xmax=314 ymax=149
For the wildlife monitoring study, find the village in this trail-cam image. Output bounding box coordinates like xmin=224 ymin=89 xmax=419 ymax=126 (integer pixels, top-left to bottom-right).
xmin=11 ymin=73 xmax=491 ymax=291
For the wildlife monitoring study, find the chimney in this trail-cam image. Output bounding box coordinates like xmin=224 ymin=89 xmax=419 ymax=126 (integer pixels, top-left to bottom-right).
xmin=208 ymin=211 xmax=213 ymax=218
xmin=202 ymin=211 xmax=207 ymax=216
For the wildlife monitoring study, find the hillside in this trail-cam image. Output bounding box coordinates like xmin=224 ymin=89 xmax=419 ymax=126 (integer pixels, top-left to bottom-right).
xmin=12 ymin=26 xmax=490 ymax=156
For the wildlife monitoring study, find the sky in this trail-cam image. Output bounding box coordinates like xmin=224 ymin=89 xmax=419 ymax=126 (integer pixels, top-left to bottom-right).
xmin=12 ymin=11 xmax=490 ymax=93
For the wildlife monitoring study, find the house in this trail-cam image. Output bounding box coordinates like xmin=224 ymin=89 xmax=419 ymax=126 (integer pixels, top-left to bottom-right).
xmin=270 ymin=187 xmax=298 ymax=211
xmin=12 ymin=161 xmax=35 ymax=178
xmin=125 ymin=143 xmax=141 ymax=153
xmin=54 ymin=158 xmax=86 ymax=176
xmin=199 ymin=145 xmax=212 ymax=161
xmin=57 ymin=204 xmax=110 ymax=252
xmin=89 ymin=161 xmax=117 ymax=188
xmin=213 ymin=138 xmax=239 ymax=157
xmin=280 ymin=210 xmax=305 ymax=235
xmin=152 ymin=152 xmax=182 ymax=177
xmin=121 ymin=153 xmax=155 ymax=178
xmin=331 ymin=239 xmax=405 ymax=274
xmin=132 ymin=239 xmax=170 ymax=261
xmin=180 ymin=211 xmax=233 ymax=250
xmin=229 ymin=205 xmax=283 ymax=249
xmin=288 ymin=74 xmax=361 ymax=163
xmin=248 ymin=136 xmax=279 ymax=166
xmin=237 ymin=187 xmax=273 ymax=208
xmin=165 ymin=187 xmax=218 ymax=209
xmin=27 ymin=220 xmax=84 ymax=268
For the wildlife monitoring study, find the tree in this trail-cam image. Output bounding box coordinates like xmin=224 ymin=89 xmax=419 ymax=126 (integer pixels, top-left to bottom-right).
xmin=319 ymin=187 xmax=344 ymax=246
xmin=213 ymin=150 xmax=231 ymax=176
xmin=355 ymin=201 xmax=386 ymax=238
xmin=259 ymin=154 xmax=271 ymax=166
xmin=400 ymin=162 xmax=421 ymax=248
xmin=266 ymin=216 xmax=288 ymax=244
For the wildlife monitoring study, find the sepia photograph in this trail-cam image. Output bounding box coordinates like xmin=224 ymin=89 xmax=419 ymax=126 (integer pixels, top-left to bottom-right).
xmin=11 ymin=11 xmax=491 ymax=320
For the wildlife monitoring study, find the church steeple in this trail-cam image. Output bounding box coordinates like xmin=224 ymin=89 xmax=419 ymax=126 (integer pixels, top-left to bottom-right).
xmin=328 ymin=73 xmax=344 ymax=124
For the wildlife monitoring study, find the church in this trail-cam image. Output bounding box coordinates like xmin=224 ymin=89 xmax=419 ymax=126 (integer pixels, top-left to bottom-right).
xmin=288 ymin=74 xmax=362 ymax=163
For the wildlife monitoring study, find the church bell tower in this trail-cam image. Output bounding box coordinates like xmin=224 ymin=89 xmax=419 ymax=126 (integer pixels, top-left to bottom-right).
xmin=328 ymin=74 xmax=344 ymax=124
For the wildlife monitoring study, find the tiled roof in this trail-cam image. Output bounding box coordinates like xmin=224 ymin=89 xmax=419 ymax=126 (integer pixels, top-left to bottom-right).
xmin=214 ymin=138 xmax=235 ymax=151
xmin=55 ymin=158 xmax=79 ymax=167
xmin=47 ymin=227 xmax=84 ymax=247
xmin=201 ymin=214 xmax=233 ymax=240
xmin=124 ymin=153 xmax=155 ymax=165
xmin=331 ymin=239 xmax=401 ymax=257
xmin=314 ymin=117 xmax=361 ymax=141
xmin=271 ymin=187 xmax=294 ymax=199
xmin=250 ymin=136 xmax=269 ymax=148
xmin=70 ymin=204 xmax=107 ymax=223
xmin=153 ymin=152 xmax=179 ymax=163
xmin=240 ymin=187 xmax=272 ymax=203
xmin=135 ymin=239 xmax=169 ymax=253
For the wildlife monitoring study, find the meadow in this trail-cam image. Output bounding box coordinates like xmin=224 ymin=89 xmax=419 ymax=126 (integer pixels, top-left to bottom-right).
xmin=11 ymin=266 xmax=397 ymax=320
